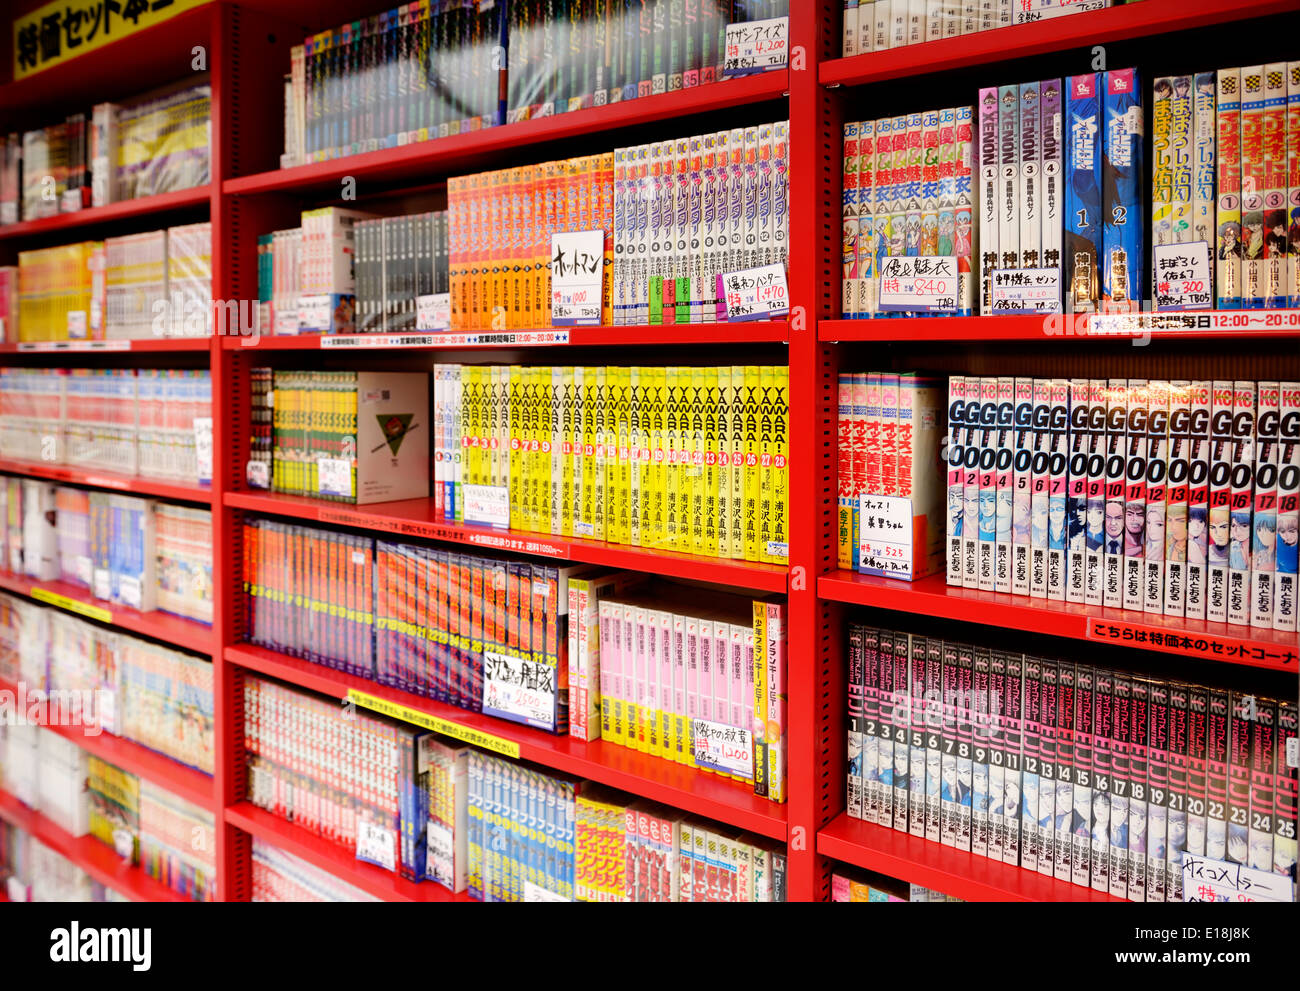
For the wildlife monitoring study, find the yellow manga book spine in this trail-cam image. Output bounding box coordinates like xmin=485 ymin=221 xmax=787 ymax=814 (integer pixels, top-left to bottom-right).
xmin=703 ymin=367 xmax=719 ymax=554
xmin=604 ymin=367 xmax=622 ymax=545
xmin=729 ymin=366 xmax=746 ymax=560
xmin=619 ymin=366 xmax=634 ymax=545
xmin=647 ymin=366 xmax=666 ymax=551
xmin=663 ymin=367 xmax=680 ymax=551
xmin=561 ymin=366 xmax=575 ymax=537
xmin=689 ymin=366 xmax=706 ymax=555
xmin=548 ymin=365 xmax=561 ymax=536
xmin=628 ymin=367 xmax=643 ymax=547
xmin=509 ymin=366 xmax=523 ymax=527
xmin=587 ymin=367 xmax=604 ymax=542
xmin=570 ymin=365 xmax=586 ymax=538
xmin=486 ymin=366 xmax=500 ymax=494
xmin=743 ymin=365 xmax=762 ymax=562
xmin=751 ymin=600 xmax=769 ymax=798
xmin=758 ymin=365 xmax=775 ymax=564
xmin=716 ymin=368 xmax=732 ymax=559
xmin=580 ymin=366 xmax=597 ymax=540
xmin=527 ymin=365 xmax=542 ymax=533
xmin=678 ymin=368 xmax=697 ymax=553
xmin=769 ymin=366 xmax=790 ymax=564
xmin=472 ymin=365 xmax=486 ymax=492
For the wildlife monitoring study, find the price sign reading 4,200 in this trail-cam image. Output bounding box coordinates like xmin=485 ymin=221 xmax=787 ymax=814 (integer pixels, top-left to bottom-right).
xmin=721 ymin=16 xmax=789 ymax=77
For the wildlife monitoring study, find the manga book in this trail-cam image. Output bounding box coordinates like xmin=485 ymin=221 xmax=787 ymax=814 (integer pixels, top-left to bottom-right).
xmin=1227 ymin=382 xmax=1256 ymax=627
xmin=1128 ymin=678 xmax=1151 ymax=901
xmin=1054 ymin=663 xmax=1076 ymax=883
xmin=1248 ymin=700 xmax=1277 ymax=872
xmin=1066 ymin=378 xmax=1090 ymax=604
xmin=970 ymin=646 xmax=992 ymax=857
xmin=1276 ymin=382 xmax=1300 ymax=632
xmin=1036 ymin=660 xmax=1058 ymax=879
xmin=1122 ymin=380 xmax=1148 ymax=612
xmin=1146 ymin=682 xmax=1171 ymax=903
xmin=1102 ymin=380 xmax=1127 ymax=608
xmin=1012 ymin=377 xmax=1035 ymax=596
xmin=1252 ymin=382 xmax=1281 ymax=629
xmin=1071 ymin=665 xmax=1095 ymax=888
xmin=1143 ymin=381 xmax=1170 ymax=615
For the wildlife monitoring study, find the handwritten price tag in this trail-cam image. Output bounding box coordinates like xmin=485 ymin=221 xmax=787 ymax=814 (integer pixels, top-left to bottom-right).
xmin=482 ymin=650 xmax=557 ymax=730
xmin=721 ymin=16 xmax=788 ymax=76
xmin=877 ymin=256 xmax=959 ymax=313
xmin=1181 ymin=852 xmax=1292 ymax=902
xmin=356 ymin=817 xmax=397 ymax=872
xmin=721 ymin=263 xmax=789 ymax=321
xmin=859 ymin=495 xmax=915 ymax=579
xmin=416 ymin=292 xmax=451 ymax=331
xmin=317 ymin=457 xmax=353 ymax=498
xmin=1153 ymin=241 xmax=1213 ymax=312
xmin=523 ymin=879 xmax=569 ymax=902
xmin=192 ymin=416 xmax=213 ymax=485
xmin=990 ymin=267 xmax=1062 ymax=313
xmin=462 ymin=483 xmax=509 ymax=527
xmin=551 ymin=230 xmax=604 ymax=326
xmin=692 ymin=718 xmax=754 ymax=777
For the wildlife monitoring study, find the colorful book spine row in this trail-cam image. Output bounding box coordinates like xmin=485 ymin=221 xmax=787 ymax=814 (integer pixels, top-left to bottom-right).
xmin=138 ymin=780 xmax=216 ymax=902
xmin=251 ymin=838 xmax=380 ymax=902
xmin=943 ymin=377 xmax=1300 ymax=632
xmin=840 ymin=1 xmax=1114 ymax=57
xmin=845 ymin=623 xmax=1299 ymax=902
xmin=355 ymin=211 xmax=450 ymax=333
xmin=831 ymin=864 xmax=959 ymax=901
xmin=432 ymin=363 xmax=790 ymax=564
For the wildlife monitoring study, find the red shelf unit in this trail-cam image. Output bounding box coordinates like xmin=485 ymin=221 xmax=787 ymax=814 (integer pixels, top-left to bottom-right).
xmin=0 ymin=569 xmax=215 ymax=656
xmin=224 ymin=71 xmax=789 ymax=196
xmin=0 ymin=788 xmax=190 ymax=903
xmin=228 ymin=644 xmax=788 ymax=841
xmin=819 ymin=570 xmax=1298 ymax=672
xmin=817 ymin=813 xmax=1123 ymax=902
xmin=818 ymin=312 xmax=1300 ymax=343
xmin=225 ymin=490 xmax=789 ymax=594
xmin=221 ymin=321 xmax=791 ymax=350
xmin=0 ymin=337 xmax=213 ymax=354
xmin=0 ymin=186 xmax=211 ymax=243
xmin=224 ymin=801 xmax=471 ymax=902
xmin=819 ymin=0 xmax=1299 ymax=88
xmin=0 ymin=457 xmax=213 ymax=503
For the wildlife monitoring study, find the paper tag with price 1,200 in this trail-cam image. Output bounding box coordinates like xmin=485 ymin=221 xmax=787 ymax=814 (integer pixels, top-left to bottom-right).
xmin=858 ymin=495 xmax=916 ymax=580
xmin=877 ymin=256 xmax=959 ymax=313
xmin=721 ymin=263 xmax=790 ymax=321
xmin=1153 ymin=242 xmax=1213 ymax=312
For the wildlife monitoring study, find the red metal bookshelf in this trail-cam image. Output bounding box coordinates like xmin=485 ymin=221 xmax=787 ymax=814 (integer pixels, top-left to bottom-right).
xmin=0 ymin=457 xmax=213 ymax=503
xmin=0 ymin=788 xmax=190 ymax=902
xmin=0 ymin=337 xmax=214 ymax=354
xmin=227 ymin=644 xmax=789 ymax=841
xmin=818 ymin=311 xmax=1300 ymax=343
xmin=0 ymin=186 xmax=211 ymax=243
xmin=817 ymin=814 xmax=1124 ymax=902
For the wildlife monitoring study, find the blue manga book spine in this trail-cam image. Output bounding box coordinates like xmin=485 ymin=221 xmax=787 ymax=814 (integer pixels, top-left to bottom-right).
xmin=1064 ymin=73 xmax=1102 ymax=315
xmin=1102 ymin=67 xmax=1144 ymax=313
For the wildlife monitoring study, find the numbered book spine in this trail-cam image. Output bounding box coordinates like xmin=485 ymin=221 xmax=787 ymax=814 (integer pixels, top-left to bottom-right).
xmin=840 ymin=374 xmax=857 ymax=570
xmin=1121 ymin=380 xmax=1147 ymax=611
xmin=1185 ymin=688 xmax=1210 ymax=863
xmin=1193 ymin=71 xmax=1217 ymax=295
xmin=1100 ymin=381 xmax=1123 ymax=607
xmin=1070 ymin=378 xmax=1095 ymax=606
xmin=1001 ymin=651 xmax=1024 ymax=866
xmin=1029 ymin=378 xmax=1051 ymax=599
xmin=1064 ymin=74 xmax=1102 ymax=313
xmin=1040 ymin=80 xmax=1063 ymax=306
xmin=1170 ymin=74 xmax=1195 ymax=267
xmin=954 ymin=104 xmax=976 ymax=316
xmin=875 ymin=630 xmax=894 ymax=827
xmin=847 ymin=624 xmax=865 ymax=819
xmin=1083 ymin=379 xmax=1106 ymax=605
xmin=1143 ymin=381 xmax=1170 ymax=615
xmin=938 ymin=641 xmax=959 ymax=847
xmin=1051 ymin=663 xmax=1075 ymax=882
xmin=1019 ymin=656 xmax=1043 ymax=872
xmin=1071 ymin=666 xmax=1094 ymax=888
xmin=970 ymin=647 xmax=992 ymax=857
xmin=1163 ymin=381 xmax=1191 ymax=617
xmin=1128 ymin=678 xmax=1151 ymax=901
xmin=1166 ymin=683 xmax=1189 ymax=900
xmin=1252 ymin=382 xmax=1281 ymax=629
xmin=1108 ymin=675 xmax=1131 ymax=899
xmin=997 ymin=84 xmax=1021 ymax=292
xmin=1262 ymin=64 xmax=1289 ymax=309
xmin=977 ymin=376 xmax=998 ymax=592
xmin=1273 ymin=702 xmax=1298 ymax=882
xmin=843 ymin=121 xmax=861 ymax=318
xmin=1242 ymin=67 xmax=1267 ymax=308
xmin=1088 ymin=669 xmax=1112 ymax=893
xmin=908 ymin=635 xmax=929 ymax=838
xmin=860 ymin=626 xmax=882 ymax=824
xmin=1018 ymin=82 xmax=1041 ymax=270
xmin=1207 ymin=381 xmax=1232 ymax=621
xmin=978 ymin=88 xmax=999 ymax=314
xmin=1036 ymin=660 xmax=1058 ymax=879
xmin=1205 ymin=689 xmax=1230 ymax=864
xmin=924 ymin=637 xmax=944 ymax=845
xmin=1011 ymin=377 xmax=1034 ymax=596
xmin=1290 ymin=64 xmax=1300 ymax=309
xmin=856 ymin=119 xmax=877 ymax=317
xmin=1215 ymin=68 xmax=1244 ymax=308
xmin=960 ymin=378 xmax=981 ymax=588
xmin=1102 ymin=68 xmax=1143 ymax=312
xmin=995 ymin=375 xmax=1015 ymax=594
xmin=891 ymin=630 xmax=911 ymax=833
xmin=1045 ymin=379 xmax=1069 ymax=601
xmin=1226 ymin=692 xmax=1253 ymax=866
xmin=1249 ymin=700 xmax=1277 ymax=875
xmin=1276 ymin=382 xmax=1300 ymax=632
xmin=1152 ymin=76 xmax=1175 ymax=280
xmin=1228 ymin=381 xmax=1256 ymax=626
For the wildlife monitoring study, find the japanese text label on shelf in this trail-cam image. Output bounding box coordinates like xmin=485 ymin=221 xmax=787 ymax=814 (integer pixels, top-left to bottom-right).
xmin=416 ymin=292 xmax=452 ymax=331
xmin=1153 ymin=242 xmax=1213 ymax=312
xmin=1085 ymin=619 xmax=1298 ymax=669
xmin=356 ymin=817 xmax=397 ymax=872
xmin=482 ymin=650 xmax=556 ymax=730
xmin=989 ymin=268 xmax=1062 ymax=313
xmin=721 ymin=16 xmax=789 ymax=76
xmin=551 ymin=230 xmax=604 ymax=326
xmin=877 ymin=256 xmax=959 ymax=313
xmin=1181 ymin=853 xmax=1292 ymax=902
xmin=462 ymin=484 xmax=510 ymax=528
xmin=692 ymin=719 xmax=754 ymax=778
xmin=317 ymin=457 xmax=353 ymax=498
xmin=721 ymin=263 xmax=790 ymax=321
xmin=859 ymin=495 xmax=915 ymax=579
xmin=347 ymin=689 xmax=521 ymax=759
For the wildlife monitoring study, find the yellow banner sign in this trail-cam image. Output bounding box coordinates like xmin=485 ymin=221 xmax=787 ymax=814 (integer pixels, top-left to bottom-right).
xmin=14 ymin=0 xmax=212 ymax=80
xmin=31 ymin=587 xmax=112 ymax=624
xmin=347 ymin=689 xmax=521 ymax=759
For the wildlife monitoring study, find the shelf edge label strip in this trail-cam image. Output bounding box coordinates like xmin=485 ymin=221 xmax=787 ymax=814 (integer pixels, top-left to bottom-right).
xmin=346 ymin=689 xmax=521 ymax=759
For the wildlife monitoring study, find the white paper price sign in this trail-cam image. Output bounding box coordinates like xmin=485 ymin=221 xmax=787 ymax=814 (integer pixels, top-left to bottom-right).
xmin=193 ymin=416 xmax=213 ymax=485
xmin=246 ymin=459 xmax=270 ymax=489
xmin=1181 ymin=853 xmax=1293 ymax=902
xmin=878 ymin=256 xmax=959 ymax=312
xmin=523 ymin=879 xmax=569 ymax=902
xmin=426 ymin=821 xmax=455 ymax=887
xmin=551 ymin=230 xmax=604 ymax=326
xmin=298 ymin=294 xmax=333 ymax=331
xmin=318 ymin=457 xmax=353 ymax=498
xmin=462 ymin=483 xmax=509 ymax=527
xmin=721 ymin=263 xmax=790 ymax=321
xmin=66 ymin=310 xmax=88 ymax=339
xmin=721 ymin=16 xmax=788 ymax=76
xmin=989 ymin=268 xmax=1062 ymax=313
xmin=482 ymin=650 xmax=557 ymax=729
xmin=1153 ymin=241 xmax=1213 ymax=311
xmin=859 ymin=495 xmax=915 ymax=579
xmin=416 ymin=292 xmax=452 ymax=331
xmin=356 ymin=817 xmax=397 ymax=872
xmin=692 ymin=719 xmax=754 ymax=777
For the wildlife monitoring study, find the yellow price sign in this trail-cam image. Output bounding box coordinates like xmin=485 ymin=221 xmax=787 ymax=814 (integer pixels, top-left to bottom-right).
xmin=30 ymin=587 xmax=112 ymax=624
xmin=346 ymin=689 xmax=521 ymax=759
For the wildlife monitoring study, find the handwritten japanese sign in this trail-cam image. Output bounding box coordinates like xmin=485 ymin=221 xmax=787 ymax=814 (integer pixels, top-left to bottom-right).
xmin=483 ymin=650 xmax=557 ymax=729
xmin=14 ymin=0 xmax=213 ymax=80
xmin=859 ymin=495 xmax=915 ymax=579
xmin=416 ymin=292 xmax=451 ymax=331
xmin=317 ymin=457 xmax=352 ymax=499
xmin=462 ymin=483 xmax=509 ymax=528
xmin=1153 ymin=241 xmax=1213 ymax=312
xmin=551 ymin=230 xmax=604 ymax=325
xmin=721 ymin=263 xmax=790 ymax=321
xmin=989 ymin=267 xmax=1062 ymax=314
xmin=356 ymin=816 xmax=397 ymax=872
xmin=877 ymin=256 xmax=959 ymax=313
xmin=1181 ymin=853 xmax=1292 ymax=902
xmin=721 ymin=16 xmax=788 ymax=77
xmin=692 ymin=718 xmax=754 ymax=777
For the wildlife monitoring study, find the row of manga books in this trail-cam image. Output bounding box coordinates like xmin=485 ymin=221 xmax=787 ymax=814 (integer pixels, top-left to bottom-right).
xmin=845 ymin=623 xmax=1299 ymax=901
xmin=281 ymin=2 xmax=789 ymax=167
xmin=431 ymin=363 xmax=790 ymax=563
xmin=944 ymin=377 xmax=1300 ymax=632
xmin=1 ymin=820 xmax=126 ymax=902
xmin=0 ymin=367 xmax=212 ymax=484
xmin=840 ymin=1 xmax=1120 ymax=56
xmin=831 ymin=865 xmax=959 ymax=901
xmin=252 ymin=837 xmax=380 ymax=902
xmin=0 ymin=591 xmax=215 ymax=773
xmin=355 ymin=211 xmax=451 ymax=332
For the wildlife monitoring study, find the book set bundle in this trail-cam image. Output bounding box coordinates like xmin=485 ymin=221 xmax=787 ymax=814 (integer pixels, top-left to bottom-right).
xmin=845 ymin=623 xmax=1299 ymax=902
xmin=279 ymin=2 xmax=790 ymax=168
xmin=0 ymin=477 xmax=213 ymax=624
xmin=0 ymin=82 xmax=210 ymax=225
xmin=840 ymin=1 xmax=1121 ymax=56
xmin=574 ymin=576 xmax=788 ymax=802
xmin=251 ymin=837 xmax=378 ymax=902
xmin=430 ymin=363 xmax=790 ymax=563
xmin=0 ymin=591 xmax=215 ymax=774
xmin=943 ymin=377 xmax=1300 ymax=632
xmin=1 ymin=819 xmax=126 ymax=902
xmin=0 ymin=368 xmax=212 ymax=484
xmin=831 ymin=865 xmax=957 ymax=901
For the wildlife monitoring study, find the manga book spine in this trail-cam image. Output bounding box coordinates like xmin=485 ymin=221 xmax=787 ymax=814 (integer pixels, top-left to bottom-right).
xmin=977 ymin=375 xmax=998 ymax=592
xmin=1208 ymin=381 xmax=1234 ymax=622
xmin=998 ymin=84 xmax=1021 ymax=287
xmin=1242 ymin=67 xmax=1267 ymax=308
xmin=921 ymin=109 xmax=940 ymax=274
xmin=1029 ymin=378 xmax=1051 ymax=599
xmin=1185 ymin=687 xmax=1210 ymax=863
xmin=1249 ymin=700 xmax=1277 ymax=874
xmin=1064 ymin=74 xmax=1102 ymax=313
xmin=1152 ymin=76 xmax=1174 ymax=282
xmin=1102 ymin=67 xmax=1143 ymax=313
xmin=856 ymin=119 xmax=877 ymax=317
xmin=1001 ymin=651 xmax=1024 ymax=866
xmin=861 ymin=626 xmax=882 ymax=824
xmin=847 ymin=624 xmax=865 ymax=819
xmin=1276 ymin=382 xmax=1300 ymax=632
xmin=891 ymin=630 xmax=911 ymax=832
xmin=938 ymin=640 xmax=959 ymax=847
xmin=1122 ymin=380 xmax=1148 ymax=612
xmin=1019 ymin=81 xmax=1041 ymax=270
xmin=1053 ymin=663 xmax=1075 ymax=882
xmin=1019 ymin=655 xmax=1043 ymax=872
xmin=1012 ymin=376 xmax=1034 ymax=596
xmin=1084 ymin=379 xmax=1106 ymax=606
xmin=843 ymin=1 xmax=859 ymax=56
xmin=1170 ymin=74 xmax=1194 ymax=272
xmin=1227 ymin=381 xmax=1256 ymax=627
xmin=983 ymin=649 xmax=1006 ymax=862
xmin=843 ymin=121 xmax=861 ymax=319
xmin=1036 ymin=660 xmax=1058 ymax=878
xmin=908 ymin=635 xmax=929 ymax=837
xmin=995 ymin=375 xmax=1015 ymax=593
xmin=954 ymin=103 xmax=976 ymax=316
xmin=839 ymin=374 xmax=856 ymax=570
xmin=875 ymin=629 xmax=895 ymax=826
xmin=978 ymin=88 xmax=999 ymax=314
xmin=1252 ymin=382 xmax=1281 ymax=629
xmin=1205 ymin=688 xmax=1230 ymax=863
xmin=1108 ymin=675 xmax=1132 ymax=899
xmin=1274 ymin=701 xmax=1298 ymax=882
xmin=942 ymin=375 xmax=964 ymax=584
xmin=1143 ymin=381 xmax=1169 ymax=615
xmin=1089 ymin=669 xmax=1113 ymax=893
xmin=1166 ymin=683 xmax=1189 ymax=900
xmin=1128 ymin=678 xmax=1151 ymax=901
xmin=1163 ymin=381 xmax=1192 ymax=617
xmin=1071 ymin=666 xmax=1094 ymax=888
xmin=1215 ymin=67 xmax=1244 ymax=309
xmin=1262 ymin=64 xmax=1289 ymax=309
xmin=970 ymin=647 xmax=992 ymax=858
xmin=1226 ymin=692 xmax=1253 ymax=865
xmin=1193 ymin=71 xmax=1217 ymax=293
xmin=1044 ymin=378 xmax=1069 ymax=602
xmin=1102 ymin=380 xmax=1125 ymax=607
xmin=924 ymin=637 xmax=945 ymax=845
